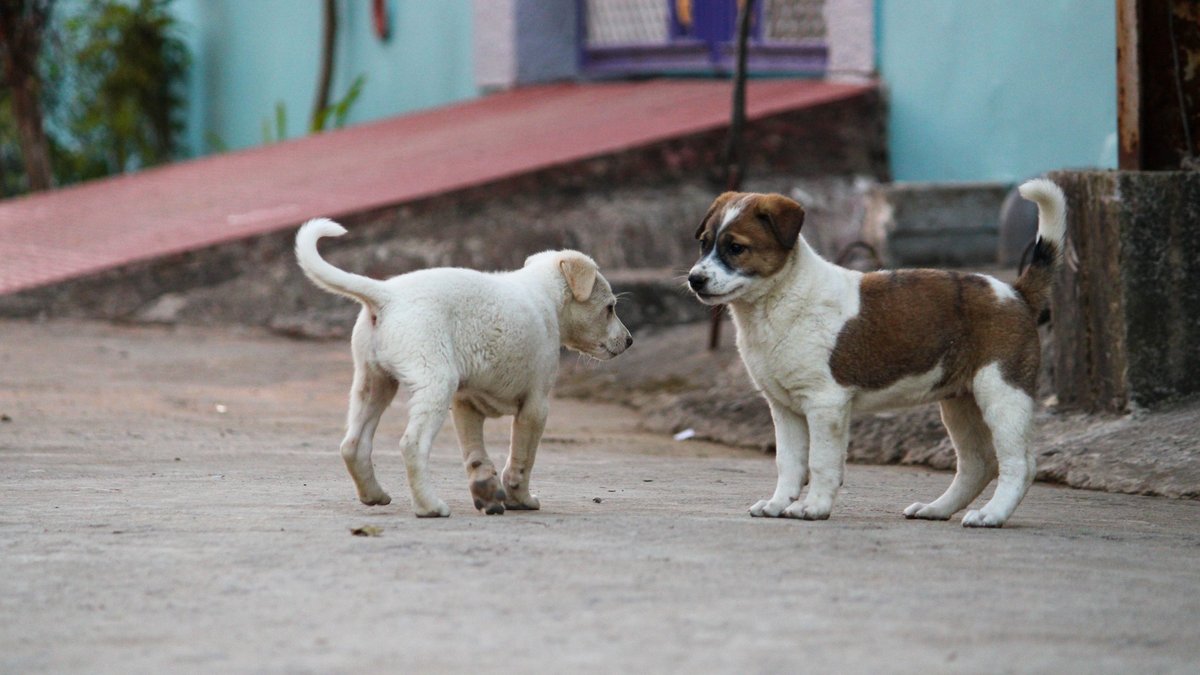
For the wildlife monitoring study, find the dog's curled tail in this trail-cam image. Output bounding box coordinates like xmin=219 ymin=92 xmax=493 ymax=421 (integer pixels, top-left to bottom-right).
xmin=1012 ymin=178 xmax=1067 ymax=316
xmin=295 ymin=218 xmax=387 ymax=310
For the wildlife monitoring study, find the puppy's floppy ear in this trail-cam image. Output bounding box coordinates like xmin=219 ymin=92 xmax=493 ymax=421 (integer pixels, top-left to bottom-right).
xmin=695 ymin=192 xmax=739 ymax=240
xmin=559 ymin=255 xmax=597 ymax=302
xmin=756 ymin=194 xmax=806 ymax=250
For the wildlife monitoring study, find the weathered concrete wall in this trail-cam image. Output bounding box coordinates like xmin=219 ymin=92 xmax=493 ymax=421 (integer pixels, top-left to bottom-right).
xmin=861 ymin=181 xmax=1010 ymax=267
xmin=1051 ymin=170 xmax=1200 ymax=411
xmin=0 ymin=92 xmax=886 ymax=337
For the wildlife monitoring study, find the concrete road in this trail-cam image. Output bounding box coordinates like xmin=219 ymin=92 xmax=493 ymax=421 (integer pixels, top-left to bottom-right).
xmin=2 ymin=320 xmax=1197 ymax=673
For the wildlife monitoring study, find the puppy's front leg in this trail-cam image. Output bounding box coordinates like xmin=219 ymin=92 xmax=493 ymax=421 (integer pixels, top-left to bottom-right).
xmin=502 ymin=396 xmax=548 ymax=510
xmin=750 ymin=399 xmax=809 ymax=517
xmin=452 ymin=397 xmax=507 ymax=515
xmin=783 ymin=404 xmax=850 ymax=521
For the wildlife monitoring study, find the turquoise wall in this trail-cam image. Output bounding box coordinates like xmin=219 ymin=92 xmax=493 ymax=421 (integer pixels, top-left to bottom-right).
xmin=877 ymin=0 xmax=1117 ymax=182
xmin=172 ymin=0 xmax=477 ymax=156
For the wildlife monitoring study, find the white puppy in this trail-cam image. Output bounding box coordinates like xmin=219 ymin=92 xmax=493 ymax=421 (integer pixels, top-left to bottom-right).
xmin=296 ymin=219 xmax=632 ymax=517
xmin=687 ymin=180 xmax=1066 ymax=527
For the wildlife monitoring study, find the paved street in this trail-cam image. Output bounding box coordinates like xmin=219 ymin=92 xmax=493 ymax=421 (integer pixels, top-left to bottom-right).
xmin=2 ymin=320 xmax=1197 ymax=673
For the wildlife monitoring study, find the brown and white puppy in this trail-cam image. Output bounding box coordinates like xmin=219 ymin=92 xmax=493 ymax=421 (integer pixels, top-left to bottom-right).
xmin=687 ymin=180 xmax=1066 ymax=527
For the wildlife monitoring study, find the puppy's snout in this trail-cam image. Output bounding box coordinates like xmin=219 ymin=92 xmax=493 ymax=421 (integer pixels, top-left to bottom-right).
xmin=625 ymin=335 xmax=633 ymax=349
xmin=687 ymin=272 xmax=708 ymax=292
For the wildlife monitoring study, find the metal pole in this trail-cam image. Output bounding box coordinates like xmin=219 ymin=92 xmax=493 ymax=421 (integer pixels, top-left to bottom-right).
xmin=709 ymin=0 xmax=756 ymax=350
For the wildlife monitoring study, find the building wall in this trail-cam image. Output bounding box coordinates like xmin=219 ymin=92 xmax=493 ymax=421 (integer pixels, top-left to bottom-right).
xmin=824 ymin=0 xmax=875 ymax=79
xmin=877 ymin=0 xmax=1117 ymax=182
xmin=473 ymin=0 xmax=516 ymax=91
xmin=173 ymin=0 xmax=478 ymax=156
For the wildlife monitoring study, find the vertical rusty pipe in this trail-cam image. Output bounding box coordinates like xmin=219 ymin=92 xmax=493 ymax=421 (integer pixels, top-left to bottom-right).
xmin=710 ymin=0 xmax=756 ymax=351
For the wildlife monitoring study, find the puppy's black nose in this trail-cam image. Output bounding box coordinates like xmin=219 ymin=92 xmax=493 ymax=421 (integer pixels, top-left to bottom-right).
xmin=625 ymin=335 xmax=633 ymax=348
xmin=687 ymin=273 xmax=707 ymax=291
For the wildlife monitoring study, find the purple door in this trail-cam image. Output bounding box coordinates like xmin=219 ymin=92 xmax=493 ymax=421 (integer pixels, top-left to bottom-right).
xmin=580 ymin=0 xmax=827 ymax=77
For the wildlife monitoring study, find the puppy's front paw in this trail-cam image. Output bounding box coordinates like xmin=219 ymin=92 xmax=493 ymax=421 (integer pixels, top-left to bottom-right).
xmin=782 ymin=498 xmax=831 ymax=521
xmin=961 ymin=509 xmax=1004 ymax=528
xmin=471 ymin=475 xmax=507 ymax=516
xmin=414 ymin=498 xmax=450 ymax=518
xmin=749 ymin=497 xmax=793 ymax=517
xmin=903 ymin=502 xmax=950 ymax=520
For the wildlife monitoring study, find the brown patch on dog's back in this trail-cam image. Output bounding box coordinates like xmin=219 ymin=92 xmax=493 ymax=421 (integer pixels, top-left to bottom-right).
xmin=830 ymin=270 xmax=1041 ymax=395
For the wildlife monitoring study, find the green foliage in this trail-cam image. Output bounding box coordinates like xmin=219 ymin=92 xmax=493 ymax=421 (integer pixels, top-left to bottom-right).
xmin=61 ymin=0 xmax=189 ymax=177
xmin=312 ymin=74 xmax=366 ymax=133
xmin=260 ymin=73 xmax=366 ymax=144
xmin=262 ymin=101 xmax=288 ymax=144
xmin=0 ymin=88 xmax=25 ymax=197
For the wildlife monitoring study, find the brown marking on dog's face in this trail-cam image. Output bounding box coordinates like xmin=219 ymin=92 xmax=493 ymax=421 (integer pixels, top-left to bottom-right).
xmin=694 ymin=191 xmax=739 ymax=241
xmin=690 ymin=193 xmax=806 ymax=302
xmin=829 ymin=271 xmax=1041 ymax=395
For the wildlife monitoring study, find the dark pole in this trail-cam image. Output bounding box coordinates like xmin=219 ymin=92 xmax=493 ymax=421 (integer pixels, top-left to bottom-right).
xmin=722 ymin=0 xmax=755 ymax=192
xmin=709 ymin=0 xmax=755 ymax=350
xmin=313 ymin=0 xmax=337 ymax=130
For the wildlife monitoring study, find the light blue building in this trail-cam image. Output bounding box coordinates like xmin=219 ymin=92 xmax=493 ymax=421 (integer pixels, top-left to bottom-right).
xmin=168 ymin=0 xmax=1116 ymax=182
xmin=876 ymin=0 xmax=1117 ymax=182
xmin=172 ymin=0 xmax=477 ymax=155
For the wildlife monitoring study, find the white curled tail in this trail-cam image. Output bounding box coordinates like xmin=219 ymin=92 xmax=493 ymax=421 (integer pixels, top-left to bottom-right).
xmin=294 ymin=218 xmax=387 ymax=309
xmin=1018 ymin=178 xmax=1066 ymax=249
xmin=1013 ymin=179 xmax=1067 ymax=315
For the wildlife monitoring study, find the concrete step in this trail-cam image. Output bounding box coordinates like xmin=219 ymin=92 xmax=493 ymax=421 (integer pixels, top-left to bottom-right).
xmin=862 ymin=181 xmax=1011 ymax=267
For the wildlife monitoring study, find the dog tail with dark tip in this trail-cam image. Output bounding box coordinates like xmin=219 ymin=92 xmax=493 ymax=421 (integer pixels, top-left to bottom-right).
xmin=1012 ymin=178 xmax=1067 ymax=316
xmin=295 ymin=218 xmax=388 ymax=311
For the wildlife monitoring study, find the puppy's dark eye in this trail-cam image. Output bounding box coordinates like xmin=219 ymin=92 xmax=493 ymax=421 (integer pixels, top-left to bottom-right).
xmin=606 ymin=303 xmax=615 ymax=315
xmin=699 ymin=239 xmax=710 ymax=251
xmin=728 ymin=242 xmax=747 ymax=256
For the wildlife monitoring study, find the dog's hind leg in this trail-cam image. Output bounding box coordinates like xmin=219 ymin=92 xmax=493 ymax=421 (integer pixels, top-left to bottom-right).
xmin=904 ymin=395 xmax=997 ymax=520
xmin=452 ymin=396 xmax=506 ymax=515
xmin=502 ymin=394 xmax=548 ymax=510
xmin=398 ymin=377 xmax=456 ymax=518
xmin=340 ymin=363 xmax=399 ymax=506
xmin=750 ymin=399 xmax=808 ymax=517
xmin=961 ymin=364 xmax=1036 ymax=528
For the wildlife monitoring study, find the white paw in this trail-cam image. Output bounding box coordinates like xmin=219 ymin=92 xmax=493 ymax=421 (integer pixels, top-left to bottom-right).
xmin=414 ymin=498 xmax=450 ymax=518
xmin=961 ymin=509 xmax=1004 ymax=528
xmin=504 ymin=493 xmax=540 ymax=511
xmin=360 ymin=491 xmax=392 ymax=506
xmin=749 ymin=497 xmax=793 ymax=517
xmin=782 ymin=498 xmax=831 ymax=521
xmin=903 ymin=502 xmax=950 ymax=520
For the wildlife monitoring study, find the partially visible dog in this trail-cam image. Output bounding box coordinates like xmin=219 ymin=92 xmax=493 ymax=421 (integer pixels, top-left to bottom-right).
xmin=296 ymin=219 xmax=632 ymax=517
xmin=687 ymin=179 xmax=1066 ymax=527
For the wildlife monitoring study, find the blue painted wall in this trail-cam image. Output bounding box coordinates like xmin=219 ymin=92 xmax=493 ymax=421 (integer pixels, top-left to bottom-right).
xmin=172 ymin=0 xmax=477 ymax=156
xmin=877 ymin=0 xmax=1117 ymax=182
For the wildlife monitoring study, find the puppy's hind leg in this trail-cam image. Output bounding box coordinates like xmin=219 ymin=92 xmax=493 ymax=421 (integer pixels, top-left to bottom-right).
xmin=904 ymin=395 xmax=997 ymax=520
xmin=961 ymin=365 xmax=1036 ymax=528
xmin=341 ymin=363 xmax=399 ymax=506
xmin=452 ymin=396 xmax=506 ymax=515
xmin=398 ymin=377 xmax=456 ymax=518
